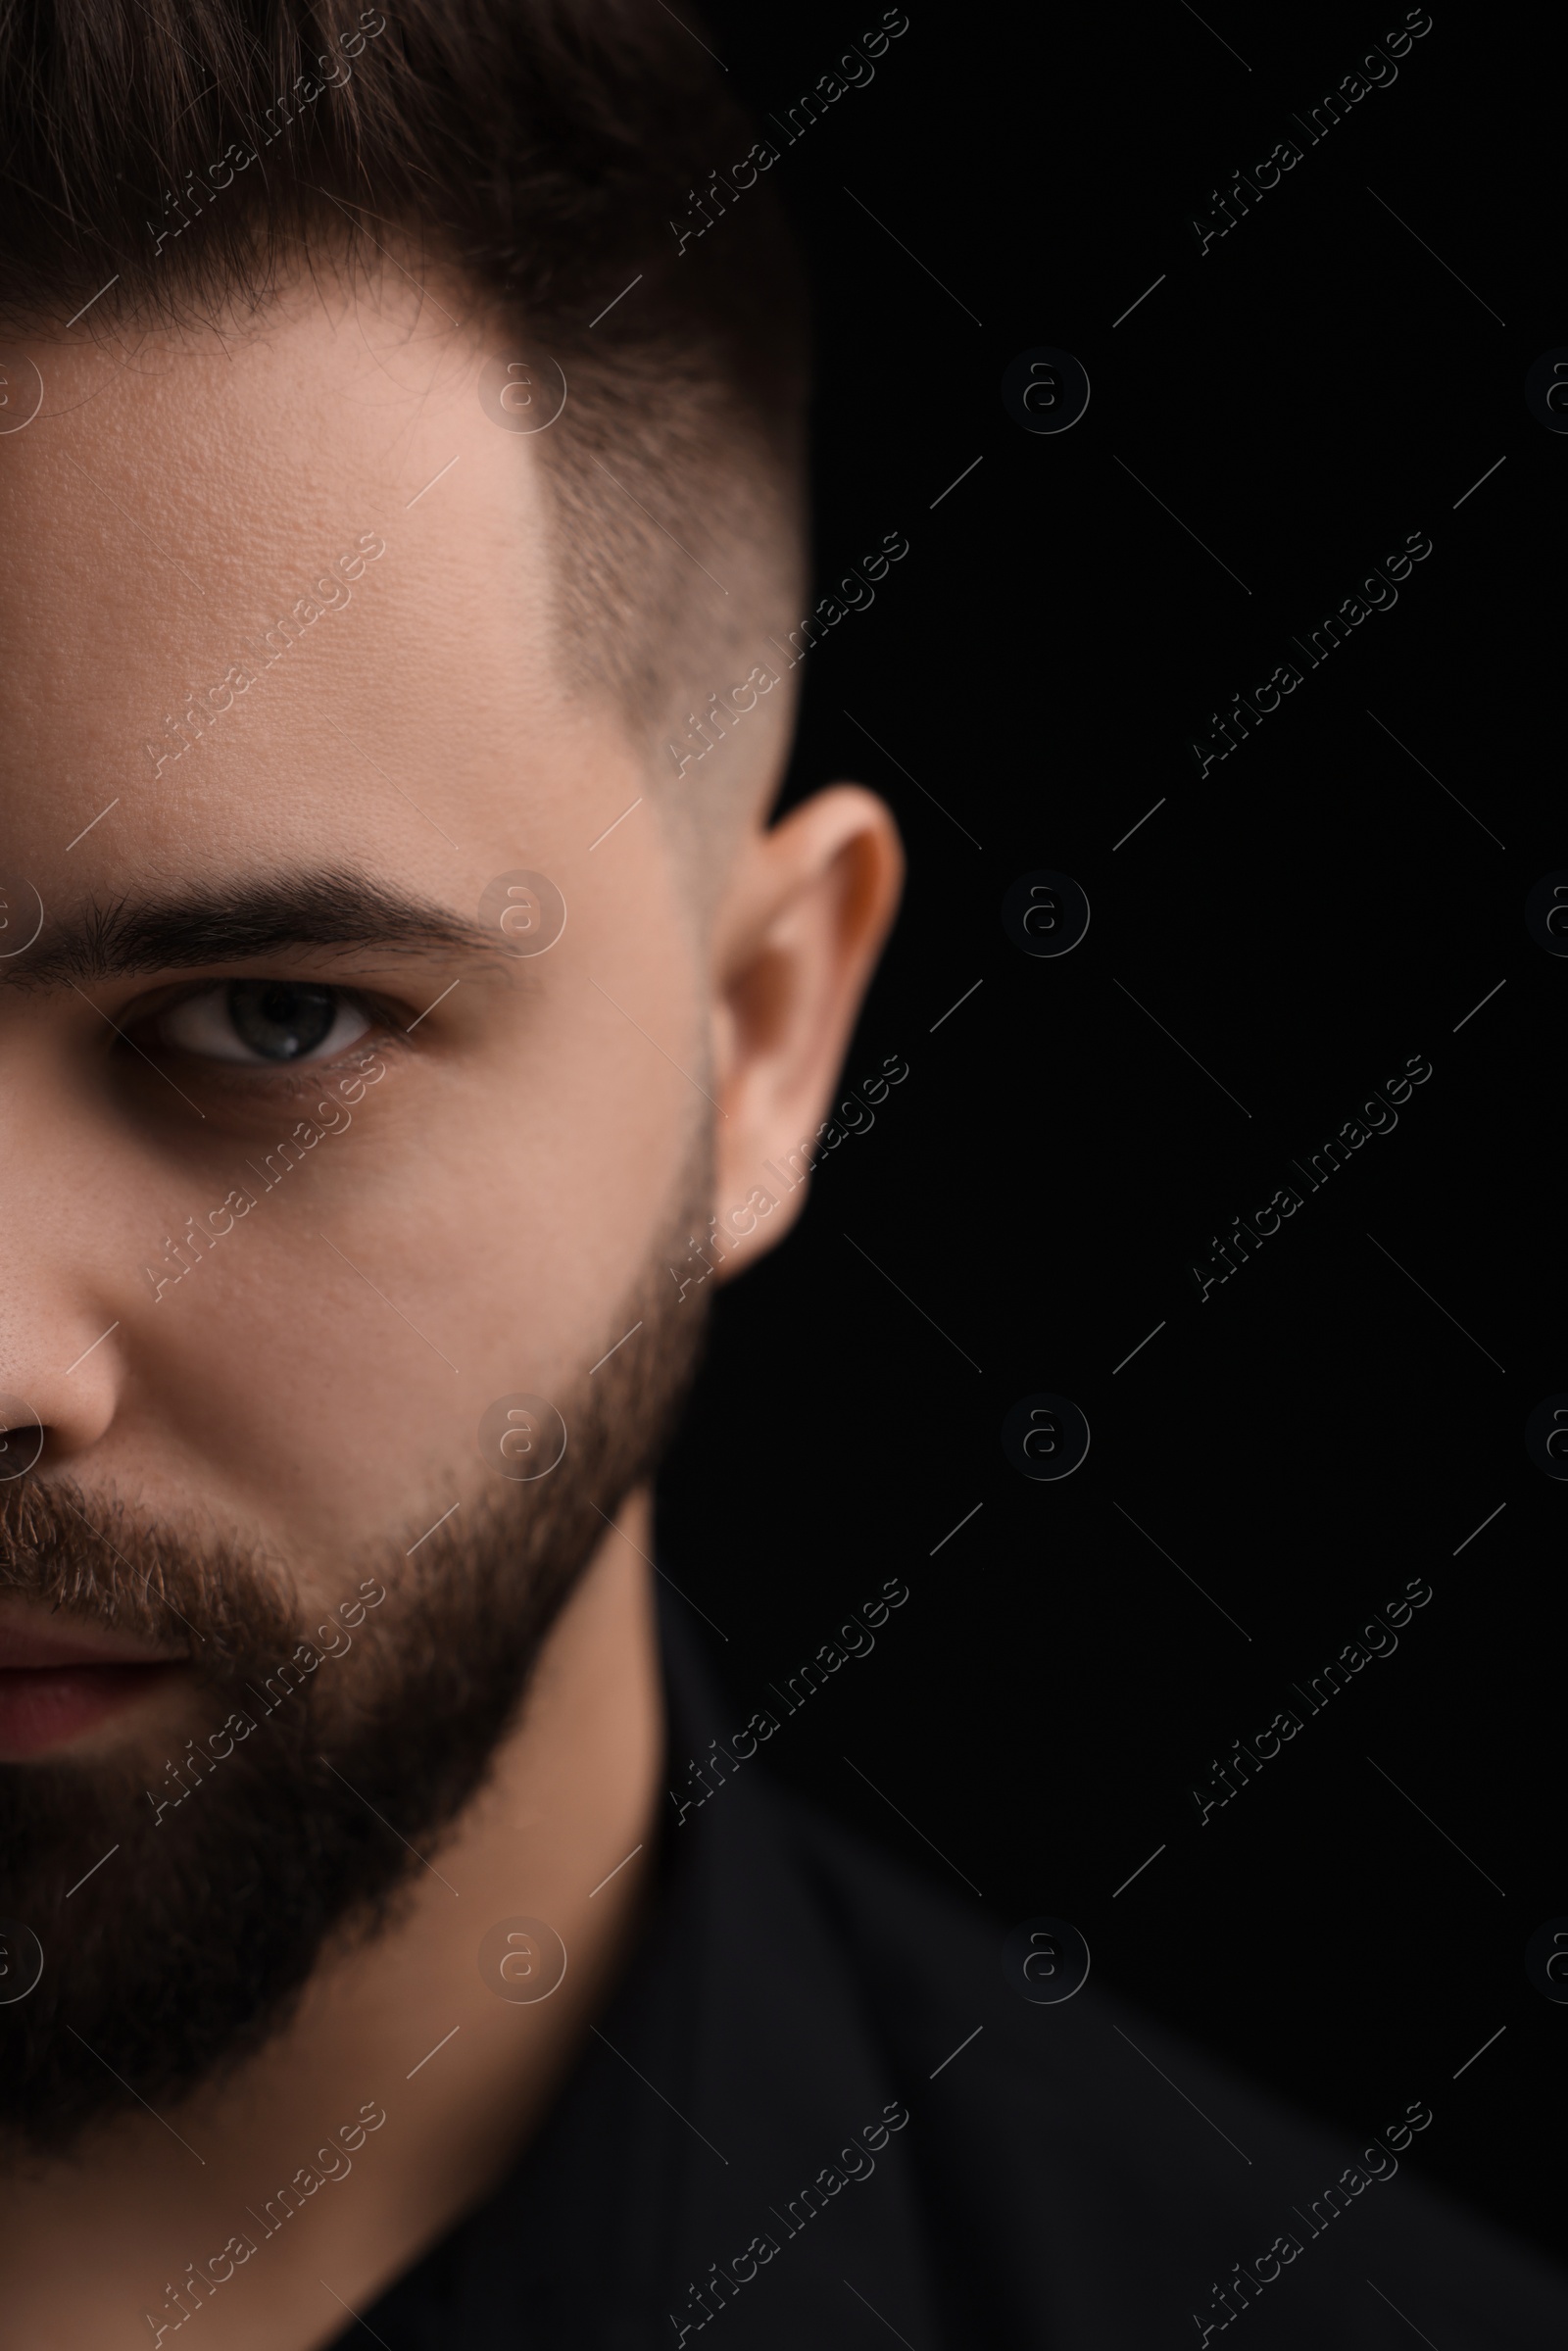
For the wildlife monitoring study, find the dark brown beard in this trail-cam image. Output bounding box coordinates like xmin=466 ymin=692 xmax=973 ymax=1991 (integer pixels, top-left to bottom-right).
xmin=0 ymin=1193 xmax=710 ymax=2158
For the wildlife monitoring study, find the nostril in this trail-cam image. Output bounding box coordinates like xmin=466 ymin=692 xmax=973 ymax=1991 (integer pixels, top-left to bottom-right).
xmin=0 ymin=1397 xmax=45 ymax=1481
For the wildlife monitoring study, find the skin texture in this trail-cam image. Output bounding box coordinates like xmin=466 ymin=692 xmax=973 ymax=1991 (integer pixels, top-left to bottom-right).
xmin=0 ymin=262 xmax=902 ymax=2345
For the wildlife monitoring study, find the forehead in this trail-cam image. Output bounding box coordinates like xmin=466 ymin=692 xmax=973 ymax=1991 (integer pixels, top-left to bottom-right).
xmin=0 ymin=269 xmax=634 ymax=891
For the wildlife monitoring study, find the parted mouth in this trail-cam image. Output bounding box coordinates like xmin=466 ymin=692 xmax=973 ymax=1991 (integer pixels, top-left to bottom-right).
xmin=0 ymin=1606 xmax=188 ymax=1758
xmin=0 ymin=1607 xmax=187 ymax=1672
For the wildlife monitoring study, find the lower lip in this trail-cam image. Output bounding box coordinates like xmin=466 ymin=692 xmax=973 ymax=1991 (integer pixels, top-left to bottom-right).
xmin=0 ymin=1664 xmax=181 ymax=1759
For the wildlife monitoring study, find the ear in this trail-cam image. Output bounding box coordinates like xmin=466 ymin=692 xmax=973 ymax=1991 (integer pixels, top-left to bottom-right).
xmin=706 ymin=784 xmax=903 ymax=1278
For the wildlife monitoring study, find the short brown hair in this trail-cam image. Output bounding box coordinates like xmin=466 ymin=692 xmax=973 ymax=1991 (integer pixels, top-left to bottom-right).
xmin=0 ymin=0 xmax=810 ymax=750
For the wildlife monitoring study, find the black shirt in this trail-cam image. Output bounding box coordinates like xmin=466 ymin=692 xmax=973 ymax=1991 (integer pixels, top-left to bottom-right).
xmin=337 ymin=1597 xmax=1566 ymax=2348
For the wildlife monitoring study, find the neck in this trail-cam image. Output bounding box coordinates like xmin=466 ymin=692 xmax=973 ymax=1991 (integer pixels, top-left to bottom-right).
xmin=0 ymin=1489 xmax=663 ymax=2351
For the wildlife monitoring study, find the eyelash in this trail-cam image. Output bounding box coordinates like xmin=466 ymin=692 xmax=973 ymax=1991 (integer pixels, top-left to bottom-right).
xmin=129 ymin=981 xmax=407 ymax=1073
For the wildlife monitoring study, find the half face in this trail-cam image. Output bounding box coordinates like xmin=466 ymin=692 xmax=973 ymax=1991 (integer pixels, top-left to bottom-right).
xmin=0 ymin=262 xmax=790 ymax=2144
xmin=0 ymin=253 xmax=902 ymax=2148
xmin=0 ymin=266 xmax=715 ymax=1620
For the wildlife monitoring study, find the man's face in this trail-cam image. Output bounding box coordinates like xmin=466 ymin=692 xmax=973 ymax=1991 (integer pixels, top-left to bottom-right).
xmin=0 ymin=266 xmax=792 ymax=2142
xmin=0 ymin=270 xmax=731 ymax=1600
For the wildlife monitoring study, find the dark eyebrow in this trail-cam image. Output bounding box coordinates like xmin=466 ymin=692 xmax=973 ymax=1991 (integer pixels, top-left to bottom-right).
xmin=2 ymin=869 xmax=498 ymax=992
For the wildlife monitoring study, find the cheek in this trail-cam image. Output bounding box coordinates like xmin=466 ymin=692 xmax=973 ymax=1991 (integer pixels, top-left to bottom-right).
xmin=492 ymin=877 xmax=700 ymax=1365
xmin=132 ymin=818 xmax=697 ymax=1571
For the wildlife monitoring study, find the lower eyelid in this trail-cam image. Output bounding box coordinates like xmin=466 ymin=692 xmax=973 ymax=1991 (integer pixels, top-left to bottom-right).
xmin=153 ymin=989 xmax=373 ymax=1065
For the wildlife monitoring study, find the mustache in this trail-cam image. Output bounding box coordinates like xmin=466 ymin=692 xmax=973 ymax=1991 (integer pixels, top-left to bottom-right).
xmin=0 ymin=1476 xmax=299 ymax=1667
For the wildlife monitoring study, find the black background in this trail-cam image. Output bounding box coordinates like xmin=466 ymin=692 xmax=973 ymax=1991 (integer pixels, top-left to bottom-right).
xmin=656 ymin=0 xmax=1558 ymax=2264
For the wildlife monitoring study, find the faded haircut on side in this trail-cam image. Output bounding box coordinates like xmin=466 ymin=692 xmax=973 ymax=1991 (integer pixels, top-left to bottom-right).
xmin=0 ymin=0 xmax=811 ymax=862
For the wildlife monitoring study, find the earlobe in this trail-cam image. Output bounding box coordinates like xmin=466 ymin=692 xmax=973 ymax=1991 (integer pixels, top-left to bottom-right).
xmin=708 ymin=784 xmax=903 ymax=1279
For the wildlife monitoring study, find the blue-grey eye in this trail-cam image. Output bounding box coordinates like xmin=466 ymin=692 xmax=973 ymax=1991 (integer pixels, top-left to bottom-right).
xmin=156 ymin=981 xmax=371 ymax=1064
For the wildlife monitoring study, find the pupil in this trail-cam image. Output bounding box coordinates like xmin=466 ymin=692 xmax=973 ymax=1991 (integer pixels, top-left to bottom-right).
xmin=227 ymin=981 xmax=337 ymax=1061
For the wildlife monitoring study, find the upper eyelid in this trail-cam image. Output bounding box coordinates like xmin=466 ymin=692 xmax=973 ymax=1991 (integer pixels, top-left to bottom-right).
xmin=125 ymin=977 xmax=403 ymax=1024
xmin=124 ymin=981 xmax=413 ymax=1066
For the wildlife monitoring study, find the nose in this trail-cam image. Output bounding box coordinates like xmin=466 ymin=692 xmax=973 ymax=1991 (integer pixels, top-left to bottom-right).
xmin=0 ymin=979 xmax=140 ymax=1485
xmin=0 ymin=1314 xmax=122 ymax=1483
xmin=0 ymin=1403 xmax=47 ymax=1482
